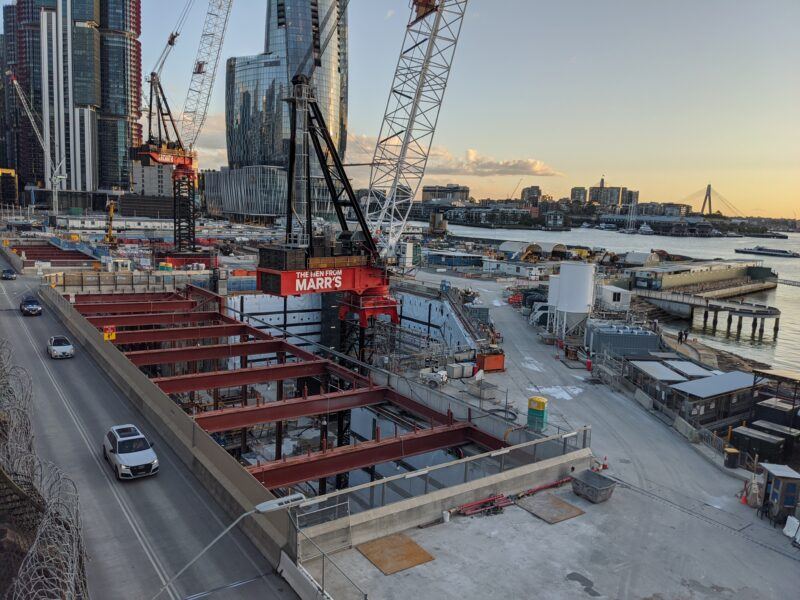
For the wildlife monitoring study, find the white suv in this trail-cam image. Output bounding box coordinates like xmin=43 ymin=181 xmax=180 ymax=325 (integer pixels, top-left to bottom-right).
xmin=102 ymin=425 xmax=159 ymax=480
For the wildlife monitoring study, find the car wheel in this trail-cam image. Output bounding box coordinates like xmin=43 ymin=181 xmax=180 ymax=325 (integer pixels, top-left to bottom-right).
xmin=115 ymin=466 xmax=122 ymax=481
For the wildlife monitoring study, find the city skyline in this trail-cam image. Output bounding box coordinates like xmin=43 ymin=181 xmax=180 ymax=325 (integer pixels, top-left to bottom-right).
xmin=2 ymin=1 xmax=794 ymax=216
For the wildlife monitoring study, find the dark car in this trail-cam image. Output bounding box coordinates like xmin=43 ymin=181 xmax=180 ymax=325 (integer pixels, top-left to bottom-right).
xmin=20 ymin=296 xmax=42 ymax=316
xmin=1 ymin=269 xmax=16 ymax=280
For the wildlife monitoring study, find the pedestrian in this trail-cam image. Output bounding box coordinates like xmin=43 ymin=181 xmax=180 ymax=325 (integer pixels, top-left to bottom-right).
xmin=684 ymin=329 xmax=690 ymax=343
xmin=678 ymin=331 xmax=684 ymax=344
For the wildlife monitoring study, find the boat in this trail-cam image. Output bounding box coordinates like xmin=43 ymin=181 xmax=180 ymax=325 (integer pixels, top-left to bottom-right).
xmin=725 ymin=231 xmax=744 ymax=238
xmin=581 ymin=222 xmax=593 ymax=229
xmin=619 ymin=228 xmax=637 ymax=235
xmin=734 ymin=246 xmax=800 ymax=258
xmin=598 ymin=223 xmax=617 ymax=231
xmin=638 ymin=223 xmax=655 ymax=235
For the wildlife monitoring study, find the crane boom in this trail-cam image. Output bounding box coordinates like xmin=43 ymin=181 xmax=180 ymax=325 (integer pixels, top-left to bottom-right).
xmin=366 ymin=0 xmax=468 ymax=255
xmin=180 ymin=0 xmax=233 ymax=148
xmin=9 ymin=77 xmax=46 ymax=155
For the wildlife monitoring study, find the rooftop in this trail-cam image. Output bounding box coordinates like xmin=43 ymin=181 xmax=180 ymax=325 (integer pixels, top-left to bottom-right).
xmin=670 ymin=371 xmax=754 ymax=399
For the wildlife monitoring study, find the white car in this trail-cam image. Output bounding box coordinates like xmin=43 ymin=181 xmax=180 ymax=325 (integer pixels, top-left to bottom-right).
xmin=47 ymin=336 xmax=75 ymax=359
xmin=102 ymin=425 xmax=159 ymax=480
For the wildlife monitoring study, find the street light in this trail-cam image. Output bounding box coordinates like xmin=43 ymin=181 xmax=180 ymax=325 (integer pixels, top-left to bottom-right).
xmin=150 ymin=493 xmax=306 ymax=600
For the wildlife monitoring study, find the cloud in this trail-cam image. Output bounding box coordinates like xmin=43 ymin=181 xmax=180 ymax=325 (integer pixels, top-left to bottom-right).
xmin=193 ymin=113 xmax=228 ymax=170
xmin=426 ymin=148 xmax=560 ymax=177
xmin=345 ymin=133 xmax=559 ymax=178
xmin=385 ymin=9 xmax=395 ymax=20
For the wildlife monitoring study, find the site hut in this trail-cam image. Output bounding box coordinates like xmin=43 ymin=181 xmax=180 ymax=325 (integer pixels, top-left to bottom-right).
xmin=749 ymin=421 xmax=800 ymax=461
xmin=754 ymin=398 xmax=800 ymax=428
xmin=752 ymin=369 xmax=800 ymax=429
xmin=623 ymin=359 xmax=687 ymax=407
xmin=670 ymin=371 xmax=761 ymax=428
xmin=758 ymin=463 xmax=800 ymax=524
xmin=424 ymin=249 xmax=483 ymax=268
xmin=730 ymin=427 xmax=785 ymax=464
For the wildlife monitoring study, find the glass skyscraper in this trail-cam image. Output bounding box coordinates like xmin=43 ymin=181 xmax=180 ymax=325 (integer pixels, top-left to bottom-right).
xmin=0 ymin=0 xmax=141 ymax=192
xmin=225 ymin=0 xmax=348 ymax=170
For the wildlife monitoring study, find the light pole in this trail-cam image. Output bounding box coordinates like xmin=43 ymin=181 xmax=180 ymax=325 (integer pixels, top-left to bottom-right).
xmin=150 ymin=493 xmax=306 ymax=600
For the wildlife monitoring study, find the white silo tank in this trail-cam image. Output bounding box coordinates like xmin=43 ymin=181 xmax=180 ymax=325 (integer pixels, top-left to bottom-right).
xmin=547 ymin=275 xmax=560 ymax=307
xmin=557 ymin=263 xmax=596 ymax=313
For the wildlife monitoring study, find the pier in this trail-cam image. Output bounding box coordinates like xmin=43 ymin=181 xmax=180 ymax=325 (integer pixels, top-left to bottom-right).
xmin=776 ymin=278 xmax=800 ymax=288
xmin=634 ymin=288 xmax=781 ymax=337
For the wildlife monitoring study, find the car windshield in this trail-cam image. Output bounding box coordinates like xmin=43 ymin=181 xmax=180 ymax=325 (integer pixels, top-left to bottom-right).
xmin=118 ymin=437 xmax=150 ymax=453
xmin=52 ymin=337 xmax=71 ymax=346
xmin=23 ymin=298 xmax=38 ymax=305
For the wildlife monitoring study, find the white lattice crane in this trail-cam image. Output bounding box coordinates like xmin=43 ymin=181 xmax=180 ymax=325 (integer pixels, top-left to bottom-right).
xmin=180 ymin=0 xmax=233 ymax=148
xmin=7 ymin=73 xmax=65 ymax=213
xmin=366 ymin=0 xmax=468 ymax=256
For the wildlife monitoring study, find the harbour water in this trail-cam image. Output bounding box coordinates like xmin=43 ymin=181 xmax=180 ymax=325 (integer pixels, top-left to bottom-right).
xmin=420 ymin=223 xmax=800 ymax=370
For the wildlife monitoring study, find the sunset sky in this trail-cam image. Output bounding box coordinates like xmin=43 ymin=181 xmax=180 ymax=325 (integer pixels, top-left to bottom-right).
xmin=146 ymin=0 xmax=800 ymax=218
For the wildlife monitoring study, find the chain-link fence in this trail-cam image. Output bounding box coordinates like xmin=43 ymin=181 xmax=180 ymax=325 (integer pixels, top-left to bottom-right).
xmin=0 ymin=339 xmax=88 ymax=599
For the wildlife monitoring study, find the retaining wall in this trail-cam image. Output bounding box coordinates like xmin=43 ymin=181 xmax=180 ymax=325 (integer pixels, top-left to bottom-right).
xmin=38 ymin=285 xmax=292 ymax=565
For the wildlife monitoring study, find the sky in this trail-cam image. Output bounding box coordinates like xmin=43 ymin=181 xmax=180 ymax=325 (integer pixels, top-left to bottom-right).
xmin=141 ymin=1 xmax=796 ymax=218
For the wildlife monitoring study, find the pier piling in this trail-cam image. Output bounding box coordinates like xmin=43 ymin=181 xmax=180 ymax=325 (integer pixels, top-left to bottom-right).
xmin=774 ymin=318 xmax=780 ymax=337
xmin=712 ymin=311 xmax=718 ymax=333
xmin=703 ymin=310 xmax=709 ymax=329
xmin=736 ymin=315 xmax=742 ymax=337
xmin=726 ymin=313 xmax=733 ymax=335
xmin=751 ymin=317 xmax=758 ymax=338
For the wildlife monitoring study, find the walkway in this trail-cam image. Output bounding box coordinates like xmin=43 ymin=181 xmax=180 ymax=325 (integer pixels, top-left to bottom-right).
xmin=634 ymin=288 xmax=780 ymax=318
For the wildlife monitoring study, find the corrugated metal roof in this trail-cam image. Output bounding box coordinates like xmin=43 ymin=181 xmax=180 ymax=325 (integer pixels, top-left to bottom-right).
xmin=663 ymin=360 xmax=714 ymax=379
xmin=630 ymin=360 xmax=687 ymax=382
xmin=670 ymin=371 xmax=753 ymax=399
xmin=760 ymin=463 xmax=800 ymax=479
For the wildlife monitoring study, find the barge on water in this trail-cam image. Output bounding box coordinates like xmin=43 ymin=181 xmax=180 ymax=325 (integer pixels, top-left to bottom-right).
xmin=734 ymin=246 xmax=800 ymax=258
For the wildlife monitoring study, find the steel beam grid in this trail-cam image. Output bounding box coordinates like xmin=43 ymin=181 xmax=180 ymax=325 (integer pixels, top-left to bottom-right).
xmin=74 ymin=292 xmax=180 ymax=303
xmin=365 ymin=0 xmax=468 ymax=254
xmin=195 ymin=387 xmax=390 ymax=432
xmin=247 ymin=422 xmax=476 ymax=489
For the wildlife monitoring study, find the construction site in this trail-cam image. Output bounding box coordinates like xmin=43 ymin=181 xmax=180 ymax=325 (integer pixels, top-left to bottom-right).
xmin=1 ymin=1 xmax=799 ymax=599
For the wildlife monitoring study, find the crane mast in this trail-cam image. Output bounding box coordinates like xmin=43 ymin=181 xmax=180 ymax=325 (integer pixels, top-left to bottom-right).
xmin=366 ymin=0 xmax=468 ymax=256
xmin=180 ymin=0 xmax=233 ymax=148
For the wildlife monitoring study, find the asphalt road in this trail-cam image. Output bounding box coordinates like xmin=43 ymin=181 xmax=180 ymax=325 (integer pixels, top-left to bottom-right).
xmin=0 ymin=263 xmax=296 ymax=600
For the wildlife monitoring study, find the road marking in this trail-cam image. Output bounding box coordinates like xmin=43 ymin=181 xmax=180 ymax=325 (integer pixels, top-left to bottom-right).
xmin=0 ymin=274 xmax=180 ymax=600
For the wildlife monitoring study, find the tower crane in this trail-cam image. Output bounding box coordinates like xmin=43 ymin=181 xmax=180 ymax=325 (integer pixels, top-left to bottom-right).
xmin=366 ymin=0 xmax=468 ymax=257
xmin=137 ymin=0 xmax=233 ymax=252
xmin=7 ymin=72 xmax=66 ymax=214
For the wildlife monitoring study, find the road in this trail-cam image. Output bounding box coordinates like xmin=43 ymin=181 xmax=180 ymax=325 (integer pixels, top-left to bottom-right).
xmin=0 ymin=262 xmax=296 ymax=599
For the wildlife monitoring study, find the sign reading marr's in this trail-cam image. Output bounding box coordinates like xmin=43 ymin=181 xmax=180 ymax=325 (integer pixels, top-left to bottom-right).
xmin=294 ymin=269 xmax=344 ymax=293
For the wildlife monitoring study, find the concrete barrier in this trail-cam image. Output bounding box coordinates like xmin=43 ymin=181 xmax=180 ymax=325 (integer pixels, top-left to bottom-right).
xmin=0 ymin=245 xmax=24 ymax=273
xmin=298 ymin=447 xmax=592 ymax=559
xmin=673 ymin=415 xmax=700 ymax=443
xmin=38 ymin=285 xmax=292 ymax=565
xmin=634 ymin=389 xmax=654 ymax=410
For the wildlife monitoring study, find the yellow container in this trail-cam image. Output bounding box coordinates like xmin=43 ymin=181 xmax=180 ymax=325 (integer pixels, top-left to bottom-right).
xmin=528 ymin=396 xmax=548 ymax=411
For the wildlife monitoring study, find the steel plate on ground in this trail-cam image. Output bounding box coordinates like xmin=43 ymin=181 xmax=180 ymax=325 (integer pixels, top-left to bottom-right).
xmin=357 ymin=533 xmax=434 ymax=575
xmin=517 ymin=492 xmax=585 ymax=524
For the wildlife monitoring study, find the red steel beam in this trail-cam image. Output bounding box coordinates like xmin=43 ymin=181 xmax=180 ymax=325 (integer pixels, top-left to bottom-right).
xmin=195 ymin=387 xmax=390 ymax=432
xmin=76 ymin=299 xmax=197 ymax=315
xmin=113 ymin=323 xmax=251 ymax=345
xmin=247 ymin=423 xmax=476 ymax=488
xmin=153 ymin=360 xmax=330 ymax=394
xmin=87 ymin=311 xmax=228 ymax=328
xmin=75 ymin=292 xmax=180 ymax=303
xmin=125 ymin=339 xmax=287 ymax=366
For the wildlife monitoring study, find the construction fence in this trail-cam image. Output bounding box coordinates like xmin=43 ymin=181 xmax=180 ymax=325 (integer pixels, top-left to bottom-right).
xmin=0 ymin=339 xmax=88 ymax=599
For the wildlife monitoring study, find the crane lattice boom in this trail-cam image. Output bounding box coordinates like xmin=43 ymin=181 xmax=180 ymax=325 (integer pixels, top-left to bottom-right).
xmin=366 ymin=0 xmax=468 ymax=255
xmin=180 ymin=0 xmax=233 ymax=148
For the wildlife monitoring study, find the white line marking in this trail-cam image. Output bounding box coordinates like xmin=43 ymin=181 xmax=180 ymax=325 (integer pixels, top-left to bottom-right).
xmin=1 ymin=274 xmax=180 ymax=600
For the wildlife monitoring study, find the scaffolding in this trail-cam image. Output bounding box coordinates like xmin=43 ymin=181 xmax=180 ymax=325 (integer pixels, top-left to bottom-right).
xmin=372 ymin=320 xmax=449 ymax=373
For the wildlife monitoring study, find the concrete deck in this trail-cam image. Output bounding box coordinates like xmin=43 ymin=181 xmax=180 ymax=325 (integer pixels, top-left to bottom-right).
xmin=305 ymin=270 xmax=800 ymax=599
